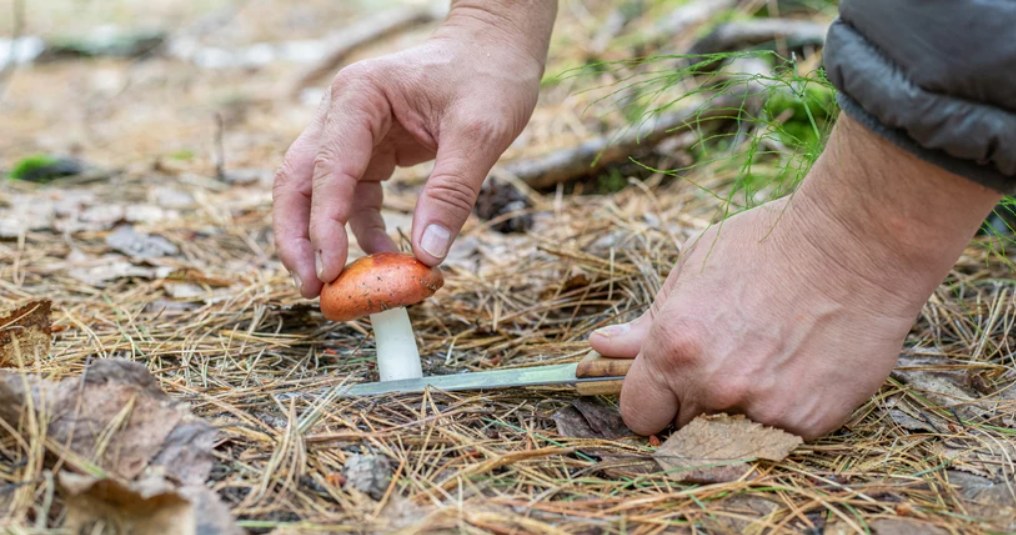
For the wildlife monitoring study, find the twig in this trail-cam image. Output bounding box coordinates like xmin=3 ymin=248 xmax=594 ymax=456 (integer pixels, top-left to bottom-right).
xmin=214 ymin=112 xmax=226 ymax=180
xmin=690 ymin=18 xmax=828 ymax=54
xmin=290 ymin=5 xmax=440 ymax=96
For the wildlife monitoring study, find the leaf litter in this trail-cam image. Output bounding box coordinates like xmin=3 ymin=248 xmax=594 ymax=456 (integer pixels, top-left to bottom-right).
xmin=0 ymin=356 xmax=236 ymax=532
xmin=3 ymin=0 xmax=1016 ymax=532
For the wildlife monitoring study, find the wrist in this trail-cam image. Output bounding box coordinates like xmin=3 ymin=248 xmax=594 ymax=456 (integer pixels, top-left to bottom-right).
xmin=790 ymin=115 xmax=1000 ymax=303
xmin=436 ymin=0 xmax=557 ymax=74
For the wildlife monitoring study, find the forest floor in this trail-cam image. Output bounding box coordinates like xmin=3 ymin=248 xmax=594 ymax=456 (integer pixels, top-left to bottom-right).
xmin=1 ymin=0 xmax=1014 ymax=533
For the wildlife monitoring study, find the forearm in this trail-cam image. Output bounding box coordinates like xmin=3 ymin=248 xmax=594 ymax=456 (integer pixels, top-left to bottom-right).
xmin=437 ymin=0 xmax=558 ymax=71
xmin=793 ymin=115 xmax=1001 ymax=306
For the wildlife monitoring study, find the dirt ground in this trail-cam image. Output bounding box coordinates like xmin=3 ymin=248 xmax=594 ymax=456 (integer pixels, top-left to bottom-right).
xmin=2 ymin=0 xmax=1015 ymax=533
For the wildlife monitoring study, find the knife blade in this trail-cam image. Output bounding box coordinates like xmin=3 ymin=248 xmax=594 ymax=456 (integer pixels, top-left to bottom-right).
xmin=337 ymin=350 xmax=632 ymax=397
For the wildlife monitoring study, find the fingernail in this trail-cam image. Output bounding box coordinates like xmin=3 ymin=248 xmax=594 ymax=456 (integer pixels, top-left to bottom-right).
xmin=420 ymin=224 xmax=451 ymax=259
xmin=592 ymin=323 xmax=631 ymax=338
xmin=292 ymin=272 xmax=302 ymax=292
xmin=315 ymin=250 xmax=325 ymax=280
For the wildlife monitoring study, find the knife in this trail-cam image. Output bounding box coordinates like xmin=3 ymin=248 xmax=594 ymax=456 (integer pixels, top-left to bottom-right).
xmin=339 ymin=350 xmax=632 ymax=397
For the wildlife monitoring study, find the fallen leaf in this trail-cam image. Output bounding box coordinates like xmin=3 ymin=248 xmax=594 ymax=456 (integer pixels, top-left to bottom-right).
xmin=60 ymin=472 xmax=241 ymax=535
xmin=106 ymin=225 xmax=179 ymax=258
xmin=652 ymin=414 xmax=801 ymax=482
xmin=149 ymin=186 xmax=196 ymax=209
xmin=0 ymin=300 xmax=51 ymax=367
xmin=0 ymin=359 xmax=216 ymax=485
xmin=0 ymin=194 xmax=55 ymax=237
xmin=343 ymin=452 xmax=392 ymax=500
xmin=552 ymin=399 xmax=631 ymax=439
xmin=868 ymin=517 xmax=949 ymax=535
xmin=946 ymin=470 xmax=1016 ymax=531
xmin=892 ymin=355 xmax=987 ymax=421
xmin=935 ymin=437 xmax=1016 ymax=480
xmin=885 ymin=396 xmax=942 ymax=433
xmin=69 ymin=257 xmax=157 ymax=287
xmin=698 ymin=495 xmax=778 ymax=533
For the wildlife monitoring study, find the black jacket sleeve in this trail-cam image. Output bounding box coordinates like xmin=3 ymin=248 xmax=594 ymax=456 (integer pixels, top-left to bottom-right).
xmin=823 ymin=0 xmax=1016 ymax=192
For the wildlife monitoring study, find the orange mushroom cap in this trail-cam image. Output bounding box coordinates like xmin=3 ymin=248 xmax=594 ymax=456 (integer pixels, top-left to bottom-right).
xmin=319 ymin=252 xmax=444 ymax=322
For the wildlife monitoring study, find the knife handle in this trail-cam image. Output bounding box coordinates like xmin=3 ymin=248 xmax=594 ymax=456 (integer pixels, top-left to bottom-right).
xmin=575 ymin=350 xmax=632 ymax=396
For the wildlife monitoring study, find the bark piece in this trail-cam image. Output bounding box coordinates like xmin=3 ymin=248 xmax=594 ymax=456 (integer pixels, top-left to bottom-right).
xmin=343 ymin=452 xmax=393 ymax=500
xmin=0 ymin=300 xmax=51 ymax=367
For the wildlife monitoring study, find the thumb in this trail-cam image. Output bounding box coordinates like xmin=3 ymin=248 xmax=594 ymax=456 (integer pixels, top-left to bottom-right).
xmin=589 ymin=313 xmax=653 ymax=358
xmin=589 ymin=314 xmax=650 ymax=359
xmin=412 ymin=120 xmax=508 ymax=265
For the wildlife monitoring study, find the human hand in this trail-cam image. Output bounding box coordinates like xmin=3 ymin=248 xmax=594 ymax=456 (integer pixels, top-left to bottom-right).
xmin=590 ymin=116 xmax=999 ymax=439
xmin=273 ymin=3 xmax=555 ymax=297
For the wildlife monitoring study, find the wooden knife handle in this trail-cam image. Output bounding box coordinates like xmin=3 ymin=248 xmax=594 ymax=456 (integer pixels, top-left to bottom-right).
xmin=574 ymin=350 xmax=632 ymax=396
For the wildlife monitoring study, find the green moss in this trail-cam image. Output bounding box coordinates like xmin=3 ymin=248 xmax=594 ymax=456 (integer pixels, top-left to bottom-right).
xmin=9 ymin=154 xmax=83 ymax=182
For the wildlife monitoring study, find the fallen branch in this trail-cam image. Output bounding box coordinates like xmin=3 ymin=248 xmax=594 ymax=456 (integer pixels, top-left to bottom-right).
xmin=502 ymin=65 xmax=774 ymax=190
xmin=636 ymin=0 xmax=738 ymax=50
xmin=290 ymin=5 xmax=440 ymax=95
xmin=690 ymin=18 xmax=828 ymax=54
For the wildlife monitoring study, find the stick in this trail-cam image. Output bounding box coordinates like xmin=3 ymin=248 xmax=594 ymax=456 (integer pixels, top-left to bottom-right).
xmin=690 ymin=18 xmax=828 ymax=54
xmin=500 ymin=59 xmax=774 ymax=190
xmin=290 ymin=5 xmax=439 ymax=96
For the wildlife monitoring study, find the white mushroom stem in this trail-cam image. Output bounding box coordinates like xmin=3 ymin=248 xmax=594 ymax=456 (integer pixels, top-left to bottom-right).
xmin=370 ymin=307 xmax=423 ymax=381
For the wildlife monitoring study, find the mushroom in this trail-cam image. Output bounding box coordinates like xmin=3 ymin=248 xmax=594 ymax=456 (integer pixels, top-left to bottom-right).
xmin=320 ymin=252 xmax=443 ymax=381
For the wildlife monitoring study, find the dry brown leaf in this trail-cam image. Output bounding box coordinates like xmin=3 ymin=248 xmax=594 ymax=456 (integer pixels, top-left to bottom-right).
xmin=892 ymin=355 xmax=988 ymax=421
xmin=868 ymin=518 xmax=949 ymax=535
xmin=0 ymin=300 xmax=52 ymax=367
xmin=653 ymin=414 xmax=801 ymax=481
xmin=935 ymin=437 xmax=1016 ymax=480
xmin=552 ymin=399 xmax=631 ymax=439
xmin=0 ymin=359 xmax=216 ymax=485
xmin=106 ymin=224 xmax=179 ymax=258
xmin=60 ymin=472 xmax=241 ymax=535
xmin=698 ymin=495 xmax=778 ymax=533
xmin=947 ymin=470 xmax=1016 ymax=531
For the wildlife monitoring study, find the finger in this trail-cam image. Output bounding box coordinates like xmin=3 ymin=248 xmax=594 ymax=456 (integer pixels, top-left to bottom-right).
xmin=619 ymin=352 xmax=681 ymax=436
xmin=411 ymin=120 xmax=506 ymax=265
xmin=349 ymin=181 xmax=397 ymax=254
xmin=588 ymin=312 xmax=653 ymax=358
xmin=309 ymin=76 xmax=391 ymax=283
xmin=274 ymin=126 xmax=325 ymax=299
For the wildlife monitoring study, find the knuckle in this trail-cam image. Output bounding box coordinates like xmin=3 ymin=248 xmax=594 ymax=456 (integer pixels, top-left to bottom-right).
xmin=701 ymin=374 xmax=753 ymax=411
xmin=647 ymin=320 xmax=706 ymax=369
xmin=746 ymin=403 xmax=788 ymax=428
xmin=454 ymin=115 xmax=513 ymax=145
xmin=330 ymin=61 xmax=376 ymax=91
xmin=425 ymin=176 xmax=480 ymax=214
